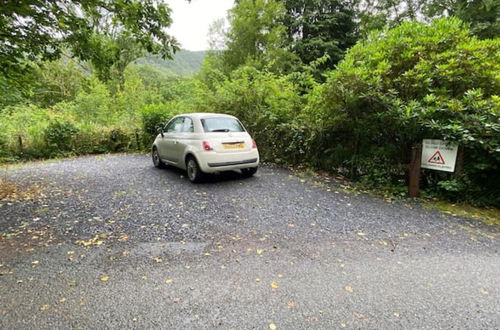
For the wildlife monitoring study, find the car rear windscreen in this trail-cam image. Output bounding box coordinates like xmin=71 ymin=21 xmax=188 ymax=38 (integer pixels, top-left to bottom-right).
xmin=201 ymin=117 xmax=245 ymax=132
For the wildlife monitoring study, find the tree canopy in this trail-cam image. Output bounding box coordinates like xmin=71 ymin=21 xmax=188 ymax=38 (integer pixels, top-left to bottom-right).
xmin=278 ymin=0 xmax=358 ymax=70
xmin=0 ymin=0 xmax=178 ymax=80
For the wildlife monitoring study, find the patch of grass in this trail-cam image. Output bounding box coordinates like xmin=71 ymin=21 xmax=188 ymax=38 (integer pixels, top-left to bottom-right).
xmin=426 ymin=201 xmax=500 ymax=226
xmin=114 ymin=190 xmax=127 ymax=197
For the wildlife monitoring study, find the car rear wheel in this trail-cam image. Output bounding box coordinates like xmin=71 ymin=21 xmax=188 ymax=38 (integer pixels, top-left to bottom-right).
xmin=152 ymin=147 xmax=166 ymax=168
xmin=241 ymin=167 xmax=258 ymax=177
xmin=186 ymin=156 xmax=204 ymax=183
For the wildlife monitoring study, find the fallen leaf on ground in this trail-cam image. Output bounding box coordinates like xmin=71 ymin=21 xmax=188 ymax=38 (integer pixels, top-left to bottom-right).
xmin=165 ymin=279 xmax=173 ymax=284
xmin=345 ymin=285 xmax=353 ymax=293
xmin=100 ymin=275 xmax=109 ymax=282
xmin=270 ymin=281 xmax=279 ymax=289
xmin=256 ymin=249 xmax=264 ymax=255
xmin=353 ymin=312 xmax=365 ymax=319
xmin=39 ymin=304 xmax=49 ymax=311
xmin=287 ymin=301 xmax=296 ymax=308
xmin=269 ymin=323 xmax=277 ymax=330
xmin=393 ymin=312 xmax=400 ymax=317
xmin=173 ymin=297 xmax=181 ymax=303
xmin=76 ymin=234 xmax=106 ymax=247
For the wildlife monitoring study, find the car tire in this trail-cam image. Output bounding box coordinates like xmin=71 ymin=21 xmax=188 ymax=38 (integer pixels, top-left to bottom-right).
xmin=186 ymin=156 xmax=204 ymax=183
xmin=241 ymin=167 xmax=258 ymax=177
xmin=152 ymin=147 xmax=166 ymax=168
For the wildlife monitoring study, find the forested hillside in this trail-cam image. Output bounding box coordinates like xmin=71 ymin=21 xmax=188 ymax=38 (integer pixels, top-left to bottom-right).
xmin=137 ymin=50 xmax=206 ymax=77
xmin=0 ymin=0 xmax=498 ymax=206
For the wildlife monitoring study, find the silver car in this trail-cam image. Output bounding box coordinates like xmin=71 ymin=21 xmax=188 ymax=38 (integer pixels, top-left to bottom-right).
xmin=151 ymin=113 xmax=260 ymax=182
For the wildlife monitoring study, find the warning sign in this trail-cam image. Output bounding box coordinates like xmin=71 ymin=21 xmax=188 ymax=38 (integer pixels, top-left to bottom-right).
xmin=428 ymin=150 xmax=445 ymax=164
xmin=421 ymin=139 xmax=458 ymax=172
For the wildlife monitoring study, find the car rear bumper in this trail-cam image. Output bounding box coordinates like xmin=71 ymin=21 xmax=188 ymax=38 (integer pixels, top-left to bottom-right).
xmin=197 ymin=149 xmax=259 ymax=173
xmin=208 ymin=158 xmax=258 ymax=168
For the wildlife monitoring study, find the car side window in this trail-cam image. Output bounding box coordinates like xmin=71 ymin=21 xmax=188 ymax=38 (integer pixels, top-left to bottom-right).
xmin=165 ymin=117 xmax=184 ymax=133
xmin=182 ymin=117 xmax=194 ymax=133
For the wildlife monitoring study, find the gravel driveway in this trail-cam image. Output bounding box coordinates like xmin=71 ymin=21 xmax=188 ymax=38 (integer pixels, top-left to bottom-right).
xmin=1 ymin=154 xmax=499 ymax=329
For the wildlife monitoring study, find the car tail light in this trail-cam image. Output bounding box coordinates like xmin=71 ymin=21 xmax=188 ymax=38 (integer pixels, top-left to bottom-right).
xmin=251 ymin=139 xmax=257 ymax=149
xmin=202 ymin=141 xmax=213 ymax=151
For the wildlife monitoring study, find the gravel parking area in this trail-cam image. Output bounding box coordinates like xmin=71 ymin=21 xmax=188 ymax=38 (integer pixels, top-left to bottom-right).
xmin=1 ymin=154 xmax=499 ymax=329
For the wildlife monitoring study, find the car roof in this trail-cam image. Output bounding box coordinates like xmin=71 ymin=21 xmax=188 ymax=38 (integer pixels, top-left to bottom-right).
xmin=178 ymin=113 xmax=238 ymax=120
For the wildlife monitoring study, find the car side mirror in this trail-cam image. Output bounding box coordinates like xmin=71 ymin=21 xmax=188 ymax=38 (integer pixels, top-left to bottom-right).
xmin=157 ymin=127 xmax=164 ymax=137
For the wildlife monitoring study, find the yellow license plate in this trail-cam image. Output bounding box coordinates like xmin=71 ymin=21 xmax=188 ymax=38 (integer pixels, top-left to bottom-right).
xmin=222 ymin=143 xmax=244 ymax=150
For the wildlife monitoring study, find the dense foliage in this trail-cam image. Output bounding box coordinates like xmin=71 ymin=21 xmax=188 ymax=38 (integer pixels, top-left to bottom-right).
xmin=0 ymin=0 xmax=178 ymax=94
xmin=310 ymin=18 xmax=499 ymax=205
xmin=0 ymin=0 xmax=499 ymax=206
xmin=278 ymin=0 xmax=358 ymax=71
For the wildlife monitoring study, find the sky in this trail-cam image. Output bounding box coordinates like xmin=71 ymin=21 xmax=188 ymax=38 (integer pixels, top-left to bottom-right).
xmin=165 ymin=0 xmax=234 ymax=51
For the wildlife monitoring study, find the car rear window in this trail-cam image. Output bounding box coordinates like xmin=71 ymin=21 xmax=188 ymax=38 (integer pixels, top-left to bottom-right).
xmin=201 ymin=117 xmax=245 ymax=132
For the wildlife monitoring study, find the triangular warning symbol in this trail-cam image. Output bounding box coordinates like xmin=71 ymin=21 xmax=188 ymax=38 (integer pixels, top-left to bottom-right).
xmin=428 ymin=150 xmax=445 ymax=164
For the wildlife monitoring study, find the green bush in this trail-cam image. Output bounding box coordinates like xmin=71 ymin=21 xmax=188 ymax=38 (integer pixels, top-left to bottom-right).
xmin=140 ymin=104 xmax=170 ymax=139
xmin=209 ymin=66 xmax=305 ymax=163
xmin=106 ymin=128 xmax=132 ymax=152
xmin=140 ymin=103 xmax=184 ymax=147
xmin=311 ymin=18 xmax=500 ymax=205
xmin=43 ymin=119 xmax=79 ymax=156
xmin=73 ymin=78 xmax=112 ymax=125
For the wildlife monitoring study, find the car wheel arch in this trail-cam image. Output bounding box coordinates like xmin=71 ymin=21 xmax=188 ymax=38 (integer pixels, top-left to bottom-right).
xmin=184 ymin=153 xmax=198 ymax=167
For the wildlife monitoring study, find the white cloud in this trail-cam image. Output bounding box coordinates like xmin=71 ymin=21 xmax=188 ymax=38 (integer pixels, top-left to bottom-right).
xmin=165 ymin=0 xmax=234 ymax=51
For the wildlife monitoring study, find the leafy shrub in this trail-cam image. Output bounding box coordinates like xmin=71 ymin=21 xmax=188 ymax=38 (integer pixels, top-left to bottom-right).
xmin=106 ymin=128 xmax=131 ymax=152
xmin=140 ymin=104 xmax=171 ymax=137
xmin=210 ymin=66 xmax=304 ymax=162
xmin=311 ymin=18 xmax=500 ymax=205
xmin=140 ymin=103 xmax=185 ymax=146
xmin=43 ymin=119 xmax=79 ymax=155
xmin=73 ymin=78 xmax=112 ymax=125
